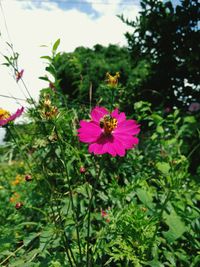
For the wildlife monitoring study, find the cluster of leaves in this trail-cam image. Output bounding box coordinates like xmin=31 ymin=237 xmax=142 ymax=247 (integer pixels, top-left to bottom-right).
xmin=120 ymin=0 xmax=200 ymax=108
xmin=36 ymin=1 xmax=200 ymax=115
xmin=0 ymin=39 xmax=200 ymax=266
xmin=40 ymin=42 xmax=133 ymax=109
xmin=1 ymin=100 xmax=199 ymax=266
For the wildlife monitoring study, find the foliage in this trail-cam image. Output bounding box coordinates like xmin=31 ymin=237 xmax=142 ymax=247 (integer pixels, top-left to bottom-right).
xmin=0 ymin=39 xmax=200 ymax=267
xmin=39 ymin=44 xmax=133 ymax=109
xmin=120 ymin=0 xmax=200 ymax=108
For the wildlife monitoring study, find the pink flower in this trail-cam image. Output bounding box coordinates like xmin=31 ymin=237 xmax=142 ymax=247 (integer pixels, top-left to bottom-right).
xmin=188 ymin=102 xmax=200 ymax=112
xmin=0 ymin=107 xmax=24 ymax=126
xmin=77 ymin=107 xmax=140 ymax=157
xmin=16 ymin=69 xmax=24 ymax=82
xmin=164 ymin=107 xmax=171 ymax=113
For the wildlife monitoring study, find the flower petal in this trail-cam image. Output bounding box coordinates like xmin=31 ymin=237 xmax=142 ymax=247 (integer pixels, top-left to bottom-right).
xmin=78 ymin=121 xmax=102 ymax=143
xmin=89 ymin=135 xmax=117 ymax=156
xmin=78 ymin=121 xmax=101 ymax=133
xmin=112 ymin=137 xmax=126 ymax=157
xmin=111 ymin=108 xmax=126 ymax=123
xmin=91 ymin=107 xmax=109 ymax=122
xmin=0 ymin=107 xmax=24 ymax=126
xmin=8 ymin=107 xmax=24 ymax=121
xmin=115 ymin=120 xmax=140 ymax=135
xmin=88 ymin=143 xmax=103 ymax=155
xmin=114 ymin=133 xmax=139 ymax=149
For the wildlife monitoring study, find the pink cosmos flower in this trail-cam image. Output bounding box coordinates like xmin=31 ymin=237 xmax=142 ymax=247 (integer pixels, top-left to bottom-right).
xmin=0 ymin=107 xmax=24 ymax=126
xmin=77 ymin=107 xmax=140 ymax=157
xmin=16 ymin=69 xmax=24 ymax=82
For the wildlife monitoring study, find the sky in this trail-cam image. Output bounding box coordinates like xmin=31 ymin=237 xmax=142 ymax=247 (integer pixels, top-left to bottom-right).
xmin=0 ymin=0 xmax=142 ymax=142
xmin=0 ymin=0 xmax=141 ymax=113
xmin=0 ymin=0 xmax=179 ymax=141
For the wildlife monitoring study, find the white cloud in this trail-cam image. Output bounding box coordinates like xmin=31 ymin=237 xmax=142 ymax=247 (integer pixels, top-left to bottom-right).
xmin=0 ymin=0 xmax=140 ymax=115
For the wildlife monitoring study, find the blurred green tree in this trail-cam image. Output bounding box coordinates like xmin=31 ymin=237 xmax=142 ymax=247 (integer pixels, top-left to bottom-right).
xmin=52 ymin=44 xmax=132 ymax=106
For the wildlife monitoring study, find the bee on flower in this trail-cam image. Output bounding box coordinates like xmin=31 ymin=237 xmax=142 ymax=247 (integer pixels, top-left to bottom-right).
xmin=106 ymin=72 xmax=120 ymax=87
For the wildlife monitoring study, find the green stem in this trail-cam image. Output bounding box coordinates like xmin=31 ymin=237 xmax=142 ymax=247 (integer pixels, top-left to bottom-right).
xmin=54 ymin=193 xmax=77 ymax=266
xmin=6 ymin=126 xmax=32 ymax=172
xmin=187 ymin=142 xmax=200 ymax=159
xmin=86 ymin=157 xmax=102 ymax=267
xmin=53 ymin=124 xmax=83 ymax=263
xmin=39 ymin=121 xmax=79 ymax=265
xmin=148 ymin=189 xmax=172 ymax=259
xmin=86 ymin=188 xmax=94 ymax=267
xmin=42 ymin=168 xmax=75 ymax=267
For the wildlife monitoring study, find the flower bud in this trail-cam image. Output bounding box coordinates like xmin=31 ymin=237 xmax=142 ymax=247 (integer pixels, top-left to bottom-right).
xmin=25 ymin=174 xmax=32 ymax=181
xmin=15 ymin=202 xmax=23 ymax=209
xmin=80 ymin=166 xmax=86 ymax=174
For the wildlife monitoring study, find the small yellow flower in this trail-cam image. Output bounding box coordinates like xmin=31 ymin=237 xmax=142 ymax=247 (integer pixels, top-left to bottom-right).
xmin=11 ymin=175 xmax=24 ymax=186
xmin=106 ymin=72 xmax=120 ymax=87
xmin=40 ymin=95 xmax=59 ymax=119
xmin=0 ymin=108 xmax=10 ymax=120
xmin=10 ymin=192 xmax=20 ymax=203
xmin=44 ymin=95 xmax=52 ymax=108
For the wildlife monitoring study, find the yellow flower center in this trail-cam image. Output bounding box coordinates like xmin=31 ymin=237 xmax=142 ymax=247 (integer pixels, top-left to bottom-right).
xmin=0 ymin=109 xmax=10 ymax=120
xmin=100 ymin=115 xmax=118 ymax=135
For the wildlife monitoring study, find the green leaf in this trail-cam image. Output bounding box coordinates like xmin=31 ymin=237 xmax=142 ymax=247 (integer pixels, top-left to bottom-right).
xmin=9 ymin=259 xmax=25 ymax=267
xmin=151 ymin=114 xmax=163 ymax=124
xmin=174 ymin=109 xmax=179 ymax=118
xmin=24 ymin=232 xmax=40 ymax=246
xmin=165 ymin=138 xmax=176 ymax=146
xmin=163 ymin=209 xmax=187 ymax=243
xmin=144 ymin=259 xmax=164 ymax=267
xmin=52 ymin=39 xmax=60 ymax=53
xmin=136 ymin=188 xmax=154 ymax=209
xmin=17 ymin=222 xmax=39 ymax=227
xmin=40 ymin=56 xmax=52 ymax=61
xmin=151 ymin=132 xmax=158 ymax=140
xmin=156 ymin=125 xmax=164 ymax=134
xmin=156 ymin=162 xmax=170 ymax=175
xmin=184 ymin=116 xmax=196 ymax=124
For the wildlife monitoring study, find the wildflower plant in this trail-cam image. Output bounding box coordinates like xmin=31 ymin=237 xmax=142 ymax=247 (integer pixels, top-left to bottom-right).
xmin=0 ymin=39 xmax=199 ymax=267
